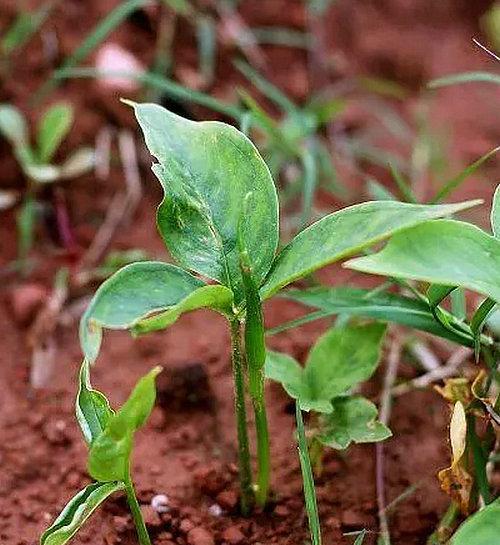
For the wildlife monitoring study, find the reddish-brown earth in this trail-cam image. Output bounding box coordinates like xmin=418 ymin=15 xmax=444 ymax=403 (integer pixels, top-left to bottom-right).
xmin=0 ymin=1 xmax=499 ymax=544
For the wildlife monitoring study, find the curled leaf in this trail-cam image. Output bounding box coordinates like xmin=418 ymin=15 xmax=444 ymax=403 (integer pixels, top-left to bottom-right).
xmin=88 ymin=366 xmax=161 ymax=482
xmin=438 ymin=401 xmax=472 ymax=514
xmin=40 ymin=481 xmax=124 ymax=545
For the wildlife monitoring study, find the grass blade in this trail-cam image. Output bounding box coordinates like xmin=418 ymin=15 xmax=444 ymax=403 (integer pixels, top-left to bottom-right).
xmin=234 ymin=58 xmax=297 ymax=114
xmin=429 ymin=72 xmax=500 ymax=88
xmin=295 ymin=403 xmax=322 ymax=545
xmin=430 ymin=146 xmax=500 ymax=203
xmin=52 ymin=67 xmax=243 ymax=121
xmin=35 ymin=0 xmax=149 ymax=100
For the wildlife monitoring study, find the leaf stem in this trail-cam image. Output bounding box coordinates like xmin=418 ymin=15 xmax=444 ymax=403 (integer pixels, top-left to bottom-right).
xmin=125 ymin=473 xmax=151 ymax=545
xmin=229 ymin=318 xmax=254 ymax=515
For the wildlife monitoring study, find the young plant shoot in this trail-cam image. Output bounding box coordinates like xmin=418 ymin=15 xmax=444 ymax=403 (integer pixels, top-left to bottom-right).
xmin=0 ymin=102 xmax=94 ymax=264
xmin=339 ymin=186 xmax=500 ymax=539
xmin=79 ymin=101 xmax=479 ymax=513
xmin=267 ymin=323 xmax=391 ymax=472
xmin=41 ymin=364 xmax=161 ymax=545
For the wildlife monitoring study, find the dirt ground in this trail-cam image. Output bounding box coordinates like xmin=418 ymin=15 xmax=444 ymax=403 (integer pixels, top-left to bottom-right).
xmin=0 ymin=1 xmax=499 ymax=544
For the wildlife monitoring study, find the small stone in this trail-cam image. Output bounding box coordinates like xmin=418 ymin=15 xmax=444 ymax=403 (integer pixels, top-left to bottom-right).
xmin=113 ymin=515 xmax=130 ymax=533
xmin=151 ymin=494 xmax=170 ymax=513
xmin=187 ymin=527 xmax=214 ymax=545
xmin=208 ymin=504 xmax=223 ymax=517
xmin=273 ymin=504 xmax=289 ymax=517
xmin=341 ymin=509 xmax=365 ymax=528
xmin=180 ymin=519 xmax=195 ymax=533
xmin=221 ymin=526 xmax=245 ymax=544
xmin=216 ymin=489 xmax=238 ymax=511
xmin=9 ymin=283 xmax=47 ymax=325
xmin=140 ymin=505 xmax=161 ymax=528
xmin=43 ymin=419 xmax=71 ymax=446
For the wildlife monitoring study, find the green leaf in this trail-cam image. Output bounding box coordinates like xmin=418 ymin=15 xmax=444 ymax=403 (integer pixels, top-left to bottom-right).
xmin=317 ymin=396 xmax=391 ymax=450
xmin=0 ymin=104 xmax=29 ymax=148
xmin=471 ymin=298 xmax=497 ymax=359
xmin=491 ymin=184 xmax=500 ymax=238
xmin=132 ymin=284 xmax=233 ymax=335
xmin=40 ymin=481 xmax=124 ymax=545
xmin=260 ymin=200 xmax=481 ymax=299
xmin=127 ymin=102 xmax=279 ymax=300
xmin=17 ymin=195 xmax=36 ymax=260
xmin=427 ymin=284 xmax=456 ymax=307
xmin=281 ymin=287 xmax=473 ymax=346
xmin=295 ymin=403 xmax=322 ymax=545
xmin=76 ymin=360 xmax=114 ymax=445
xmin=88 ymin=366 xmax=161 ymax=482
xmin=346 ymin=220 xmax=500 ymax=304
xmin=60 ymin=147 xmax=95 ymax=179
xmin=451 ymin=498 xmax=500 ymax=545
xmin=266 ymin=324 xmax=386 ymax=413
xmin=37 ymin=103 xmax=74 ymax=163
xmin=80 ymin=261 xmax=205 ymax=363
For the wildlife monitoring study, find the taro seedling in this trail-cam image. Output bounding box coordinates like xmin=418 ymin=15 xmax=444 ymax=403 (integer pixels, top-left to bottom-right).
xmin=0 ymin=102 xmax=94 ymax=264
xmin=266 ymin=323 xmax=391 ymax=474
xmin=79 ymin=100 xmax=479 ymax=514
xmin=41 ymin=364 xmax=161 ymax=545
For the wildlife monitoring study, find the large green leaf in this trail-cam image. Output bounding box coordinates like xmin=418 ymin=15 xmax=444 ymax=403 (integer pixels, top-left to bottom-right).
xmin=451 ymin=498 xmax=500 ymax=545
xmin=76 ymin=360 xmax=114 ymax=445
xmin=260 ymin=200 xmax=480 ymax=299
xmin=282 ymin=287 xmax=473 ymax=346
xmin=346 ymin=220 xmax=500 ymax=303
xmin=37 ymin=102 xmax=74 ymax=163
xmin=40 ymin=481 xmax=124 ymax=545
xmin=88 ymin=367 xmax=161 ymax=482
xmin=318 ymin=396 xmax=391 ymax=450
xmin=80 ymin=261 xmax=214 ymax=362
xmin=265 ymin=324 xmax=386 ymax=413
xmin=127 ymin=102 xmax=279 ymax=299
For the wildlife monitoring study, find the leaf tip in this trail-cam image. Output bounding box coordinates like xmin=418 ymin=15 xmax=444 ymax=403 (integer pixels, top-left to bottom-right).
xmin=120 ymin=98 xmax=137 ymax=109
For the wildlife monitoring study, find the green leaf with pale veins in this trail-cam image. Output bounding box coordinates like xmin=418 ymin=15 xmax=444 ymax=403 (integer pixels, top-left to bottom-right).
xmin=132 ymin=284 xmax=233 ymax=335
xmin=76 ymin=360 xmax=114 ymax=445
xmin=88 ymin=366 xmax=161 ymax=482
xmin=346 ymin=220 xmax=500 ymax=304
xmin=266 ymin=324 xmax=386 ymax=413
xmin=40 ymin=481 xmax=124 ymax=545
xmin=126 ymin=101 xmax=279 ymax=300
xmin=451 ymin=498 xmax=500 ymax=545
xmin=80 ymin=261 xmax=217 ymax=363
xmin=260 ymin=200 xmax=481 ymax=299
xmin=318 ymin=396 xmax=391 ymax=450
xmin=37 ymin=102 xmax=74 ymax=163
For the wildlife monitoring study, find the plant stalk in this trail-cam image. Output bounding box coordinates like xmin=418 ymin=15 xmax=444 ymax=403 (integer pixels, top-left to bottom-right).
xmin=125 ymin=473 xmax=151 ymax=545
xmin=252 ymin=392 xmax=271 ymax=508
xmin=229 ymin=318 xmax=254 ymax=515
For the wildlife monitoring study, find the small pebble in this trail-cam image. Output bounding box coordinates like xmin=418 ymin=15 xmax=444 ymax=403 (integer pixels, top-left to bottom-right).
xmin=221 ymin=526 xmax=245 ymax=544
xmin=151 ymin=494 xmax=170 ymax=513
xmin=187 ymin=527 xmax=214 ymax=545
xmin=208 ymin=504 xmax=223 ymax=517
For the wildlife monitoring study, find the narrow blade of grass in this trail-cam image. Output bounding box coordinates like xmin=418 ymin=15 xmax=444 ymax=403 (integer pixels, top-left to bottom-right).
xmin=234 ymin=58 xmax=297 ymax=114
xmin=34 ymin=0 xmax=149 ymax=100
xmin=429 ymin=71 xmax=500 ymax=88
xmin=430 ymin=146 xmax=500 ymax=203
xmin=389 ymin=163 xmax=417 ymax=203
xmin=52 ymin=67 xmax=243 ymax=121
xmin=296 ymin=403 xmax=322 ymax=545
